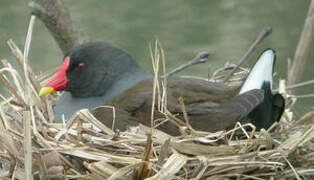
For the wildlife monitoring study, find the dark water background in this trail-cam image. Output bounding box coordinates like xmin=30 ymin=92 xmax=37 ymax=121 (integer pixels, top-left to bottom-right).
xmin=0 ymin=0 xmax=313 ymax=117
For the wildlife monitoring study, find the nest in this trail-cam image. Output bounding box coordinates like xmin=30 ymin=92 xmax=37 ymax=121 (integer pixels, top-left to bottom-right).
xmin=0 ymin=18 xmax=314 ymax=180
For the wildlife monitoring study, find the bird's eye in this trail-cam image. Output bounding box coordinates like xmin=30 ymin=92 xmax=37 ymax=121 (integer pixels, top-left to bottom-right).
xmin=75 ymin=62 xmax=85 ymax=72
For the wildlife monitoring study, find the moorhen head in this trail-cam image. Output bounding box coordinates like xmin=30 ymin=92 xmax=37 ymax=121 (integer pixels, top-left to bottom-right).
xmin=40 ymin=42 xmax=284 ymax=135
xmin=40 ymin=42 xmax=150 ymax=98
xmin=40 ymin=42 xmax=151 ymax=121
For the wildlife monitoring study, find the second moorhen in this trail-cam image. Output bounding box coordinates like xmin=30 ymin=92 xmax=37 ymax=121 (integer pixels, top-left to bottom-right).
xmin=39 ymin=42 xmax=284 ymax=135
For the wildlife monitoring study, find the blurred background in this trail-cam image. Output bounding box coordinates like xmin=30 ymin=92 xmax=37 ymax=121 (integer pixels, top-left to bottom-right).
xmin=0 ymin=0 xmax=313 ymax=117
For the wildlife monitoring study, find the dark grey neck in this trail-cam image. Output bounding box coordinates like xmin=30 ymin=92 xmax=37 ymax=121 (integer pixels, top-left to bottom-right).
xmin=102 ymin=67 xmax=151 ymax=101
xmin=53 ymin=68 xmax=151 ymax=122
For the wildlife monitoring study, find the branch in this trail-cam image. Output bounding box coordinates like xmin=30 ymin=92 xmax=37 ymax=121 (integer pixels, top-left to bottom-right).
xmin=286 ymin=79 xmax=314 ymax=90
xmin=165 ymin=52 xmax=209 ymax=77
xmin=288 ymin=0 xmax=314 ymax=86
xmin=291 ymin=94 xmax=314 ymax=99
xmin=222 ymin=27 xmax=272 ymax=83
xmin=29 ymin=0 xmax=85 ymax=54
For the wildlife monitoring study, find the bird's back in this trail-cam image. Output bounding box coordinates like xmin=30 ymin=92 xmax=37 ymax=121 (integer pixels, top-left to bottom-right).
xmin=93 ymin=77 xmax=264 ymax=136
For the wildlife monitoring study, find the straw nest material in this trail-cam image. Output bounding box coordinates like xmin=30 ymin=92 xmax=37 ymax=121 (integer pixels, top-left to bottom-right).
xmin=0 ymin=21 xmax=314 ymax=180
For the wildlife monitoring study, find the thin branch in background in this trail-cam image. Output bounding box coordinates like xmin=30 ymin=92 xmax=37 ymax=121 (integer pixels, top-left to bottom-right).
xmin=165 ymin=52 xmax=209 ymax=77
xmin=222 ymin=27 xmax=272 ymax=83
xmin=288 ymin=0 xmax=314 ymax=87
xmin=286 ymin=79 xmax=314 ymax=90
xmin=291 ymin=94 xmax=314 ymax=99
xmin=29 ymin=0 xmax=85 ymax=54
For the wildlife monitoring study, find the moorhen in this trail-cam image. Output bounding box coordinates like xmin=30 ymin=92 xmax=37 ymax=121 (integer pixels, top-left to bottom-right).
xmin=39 ymin=42 xmax=284 ymax=135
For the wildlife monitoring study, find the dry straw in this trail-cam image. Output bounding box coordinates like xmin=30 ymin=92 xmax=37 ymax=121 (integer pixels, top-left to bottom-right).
xmin=0 ymin=16 xmax=313 ymax=180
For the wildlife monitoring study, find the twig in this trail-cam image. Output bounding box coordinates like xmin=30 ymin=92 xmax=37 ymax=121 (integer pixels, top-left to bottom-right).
xmin=1 ymin=59 xmax=26 ymax=100
xmin=160 ymin=45 xmax=167 ymax=113
xmin=222 ymin=27 xmax=272 ymax=83
xmin=7 ymin=39 xmax=41 ymax=93
xmin=23 ymin=111 xmax=32 ymax=180
xmin=291 ymin=94 xmax=314 ymax=99
xmin=211 ymin=63 xmax=236 ymax=80
xmin=178 ymin=97 xmax=191 ymax=129
xmin=288 ymin=0 xmax=314 ymax=86
xmin=295 ymin=111 xmax=314 ymax=126
xmin=137 ymin=133 xmax=152 ymax=180
xmin=281 ymin=154 xmax=302 ymax=180
xmin=0 ymin=68 xmax=26 ymax=107
xmin=150 ymin=41 xmax=160 ymax=134
xmin=23 ymin=15 xmax=39 ymax=104
xmin=286 ymin=79 xmax=314 ymax=90
xmin=157 ymin=138 xmax=170 ymax=166
xmin=210 ymin=63 xmax=248 ymax=81
xmin=165 ymin=52 xmax=209 ymax=77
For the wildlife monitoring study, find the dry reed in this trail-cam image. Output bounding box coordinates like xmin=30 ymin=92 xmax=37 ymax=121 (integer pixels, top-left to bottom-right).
xmin=0 ymin=16 xmax=313 ymax=180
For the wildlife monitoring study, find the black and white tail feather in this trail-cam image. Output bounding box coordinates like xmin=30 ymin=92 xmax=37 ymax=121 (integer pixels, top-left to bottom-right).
xmin=239 ymin=49 xmax=275 ymax=95
xmin=239 ymin=49 xmax=285 ymax=130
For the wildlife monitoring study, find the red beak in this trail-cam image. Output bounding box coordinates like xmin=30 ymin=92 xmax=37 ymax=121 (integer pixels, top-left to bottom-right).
xmin=39 ymin=57 xmax=70 ymax=96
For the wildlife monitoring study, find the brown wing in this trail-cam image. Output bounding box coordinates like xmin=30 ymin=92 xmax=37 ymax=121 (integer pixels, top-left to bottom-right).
xmin=93 ymin=78 xmax=262 ymax=136
xmin=186 ymin=89 xmax=264 ymax=132
xmin=115 ymin=77 xmax=238 ymax=102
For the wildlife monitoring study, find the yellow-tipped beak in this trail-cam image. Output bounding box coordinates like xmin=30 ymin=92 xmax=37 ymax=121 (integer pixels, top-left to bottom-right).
xmin=39 ymin=87 xmax=56 ymax=96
